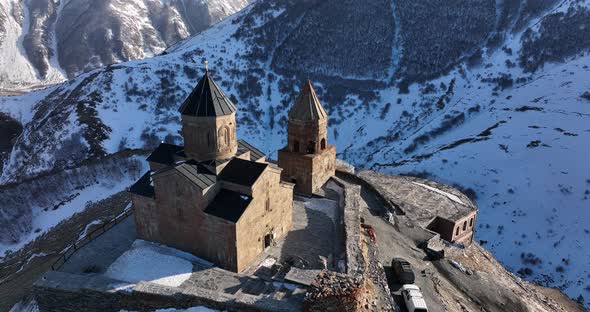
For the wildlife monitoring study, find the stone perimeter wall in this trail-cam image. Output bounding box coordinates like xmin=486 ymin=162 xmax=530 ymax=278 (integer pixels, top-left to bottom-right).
xmin=33 ymin=174 xmax=366 ymax=312
xmin=331 ymin=176 xmax=364 ymax=278
xmin=34 ymin=271 xmax=298 ymax=312
xmin=300 ymin=176 xmax=367 ymax=312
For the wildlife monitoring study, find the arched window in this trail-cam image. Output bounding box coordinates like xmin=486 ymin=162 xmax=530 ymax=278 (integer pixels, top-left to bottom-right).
xmin=456 ymin=227 xmax=460 ymax=236
xmin=294 ymin=140 xmax=300 ymax=152
xmin=218 ymin=127 xmax=229 ymax=148
xmin=224 ymin=127 xmax=230 ymax=146
xmin=306 ymin=141 xmax=316 ymax=154
xmin=463 ymin=221 xmax=467 ymax=231
xmin=469 ymin=218 xmax=473 ymax=227
xmin=321 ymin=138 xmax=326 ymax=150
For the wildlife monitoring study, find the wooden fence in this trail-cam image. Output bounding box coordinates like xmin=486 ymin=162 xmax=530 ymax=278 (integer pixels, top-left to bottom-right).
xmin=50 ymin=208 xmax=134 ymax=271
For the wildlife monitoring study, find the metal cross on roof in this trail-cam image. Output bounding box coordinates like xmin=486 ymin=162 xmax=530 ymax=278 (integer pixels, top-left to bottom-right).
xmin=204 ymin=59 xmax=209 ymax=73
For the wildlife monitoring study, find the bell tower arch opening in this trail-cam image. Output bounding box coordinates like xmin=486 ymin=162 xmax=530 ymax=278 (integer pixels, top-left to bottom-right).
xmin=306 ymin=141 xmax=316 ymax=154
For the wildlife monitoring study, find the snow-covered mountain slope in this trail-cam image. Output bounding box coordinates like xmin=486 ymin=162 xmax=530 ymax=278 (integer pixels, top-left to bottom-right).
xmin=0 ymin=0 xmax=252 ymax=92
xmin=373 ymin=56 xmax=590 ymax=305
xmin=1 ymin=0 xmax=590 ymax=307
xmin=0 ymin=152 xmax=146 ymax=257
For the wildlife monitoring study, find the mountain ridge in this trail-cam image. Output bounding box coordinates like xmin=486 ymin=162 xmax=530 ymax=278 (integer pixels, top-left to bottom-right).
xmin=0 ymin=0 xmax=252 ymax=92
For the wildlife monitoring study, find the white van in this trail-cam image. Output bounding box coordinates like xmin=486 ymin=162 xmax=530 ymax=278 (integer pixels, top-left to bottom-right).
xmin=401 ymin=284 xmax=429 ymax=312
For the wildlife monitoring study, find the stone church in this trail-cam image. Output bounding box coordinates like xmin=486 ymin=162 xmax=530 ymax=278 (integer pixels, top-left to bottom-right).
xmin=129 ymin=70 xmax=294 ymax=272
xmin=278 ymin=81 xmax=336 ymax=194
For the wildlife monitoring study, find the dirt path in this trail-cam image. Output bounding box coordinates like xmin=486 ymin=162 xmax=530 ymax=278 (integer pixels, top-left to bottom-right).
xmin=351 ymin=174 xmax=585 ymax=312
xmin=357 ymin=186 xmax=446 ymax=312
xmin=0 ymin=192 xmax=130 ymax=311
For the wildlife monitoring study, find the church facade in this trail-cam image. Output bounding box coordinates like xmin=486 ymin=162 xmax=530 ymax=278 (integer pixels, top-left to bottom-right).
xmin=130 ymin=70 xmax=294 ymax=272
xmin=278 ymin=81 xmax=336 ymax=194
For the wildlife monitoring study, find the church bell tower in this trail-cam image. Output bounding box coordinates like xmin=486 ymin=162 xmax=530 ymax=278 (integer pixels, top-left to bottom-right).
xmin=278 ymin=80 xmax=336 ymax=194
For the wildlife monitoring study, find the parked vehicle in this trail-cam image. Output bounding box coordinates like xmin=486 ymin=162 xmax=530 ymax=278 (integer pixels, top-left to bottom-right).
xmin=401 ymin=284 xmax=429 ymax=312
xmin=391 ymin=257 xmax=415 ymax=284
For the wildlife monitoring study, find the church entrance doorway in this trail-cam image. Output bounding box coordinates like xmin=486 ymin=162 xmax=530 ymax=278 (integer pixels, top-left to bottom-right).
xmin=264 ymin=234 xmax=273 ymax=249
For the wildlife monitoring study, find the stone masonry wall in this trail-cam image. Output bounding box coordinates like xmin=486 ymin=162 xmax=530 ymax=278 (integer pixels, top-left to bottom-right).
xmin=143 ymin=169 xmax=238 ymax=271
xmin=181 ymin=113 xmax=238 ymax=161
xmin=132 ymin=193 xmax=158 ymax=241
xmin=286 ymin=119 xmax=328 ymax=155
xmin=278 ymin=149 xmax=313 ymax=193
xmin=34 ymin=271 xmax=290 ymax=312
xmin=278 ymin=146 xmax=336 ymax=194
xmin=310 ymin=146 xmax=336 ymax=194
xmin=331 ymin=176 xmax=364 ymax=277
xmin=235 ymin=167 xmax=294 ymax=272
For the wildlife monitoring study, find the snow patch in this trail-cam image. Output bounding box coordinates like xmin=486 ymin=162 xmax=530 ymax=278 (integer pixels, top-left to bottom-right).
xmin=9 ymin=299 xmax=39 ymax=312
xmin=303 ymin=197 xmax=339 ymax=224
xmin=411 ymin=182 xmax=466 ymax=206
xmin=104 ymin=239 xmax=212 ymax=287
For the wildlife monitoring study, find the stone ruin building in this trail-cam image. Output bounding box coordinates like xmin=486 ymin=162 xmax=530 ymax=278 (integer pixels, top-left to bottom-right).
xmin=357 ymin=171 xmax=477 ymax=245
xmin=278 ymin=81 xmax=336 ymax=194
xmin=129 ymin=70 xmax=295 ymax=272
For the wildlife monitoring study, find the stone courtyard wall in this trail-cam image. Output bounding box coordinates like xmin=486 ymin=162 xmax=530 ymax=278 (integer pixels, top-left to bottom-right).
xmin=331 ymin=176 xmax=364 ymax=277
xmin=34 ymin=271 xmax=297 ymax=312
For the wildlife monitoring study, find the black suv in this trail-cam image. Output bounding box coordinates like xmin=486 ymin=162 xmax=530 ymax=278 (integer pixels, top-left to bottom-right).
xmin=391 ymin=257 xmax=415 ymax=284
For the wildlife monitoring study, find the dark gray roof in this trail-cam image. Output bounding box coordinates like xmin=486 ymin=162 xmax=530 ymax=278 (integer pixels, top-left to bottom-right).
xmin=146 ymin=143 xmax=185 ymax=166
xmin=204 ymin=189 xmax=252 ymax=223
xmin=288 ymin=80 xmax=327 ymax=121
xmin=174 ymin=161 xmax=217 ymax=190
xmin=219 ymin=158 xmax=267 ymax=187
xmin=237 ymin=140 xmax=265 ymax=161
xmin=129 ymin=171 xmax=155 ymax=198
xmin=178 ymin=72 xmax=236 ymax=117
xmin=201 ymin=157 xmax=232 ymax=169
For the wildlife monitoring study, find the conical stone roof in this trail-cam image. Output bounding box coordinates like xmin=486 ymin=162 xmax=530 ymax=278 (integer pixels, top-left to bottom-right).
xmin=288 ymin=80 xmax=328 ymax=121
xmin=179 ymin=72 xmax=236 ymax=117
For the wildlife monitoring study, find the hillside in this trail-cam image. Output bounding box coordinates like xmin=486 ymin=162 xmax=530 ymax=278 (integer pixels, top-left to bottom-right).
xmin=0 ymin=0 xmax=251 ymax=92
xmin=1 ymin=0 xmax=589 ymax=308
